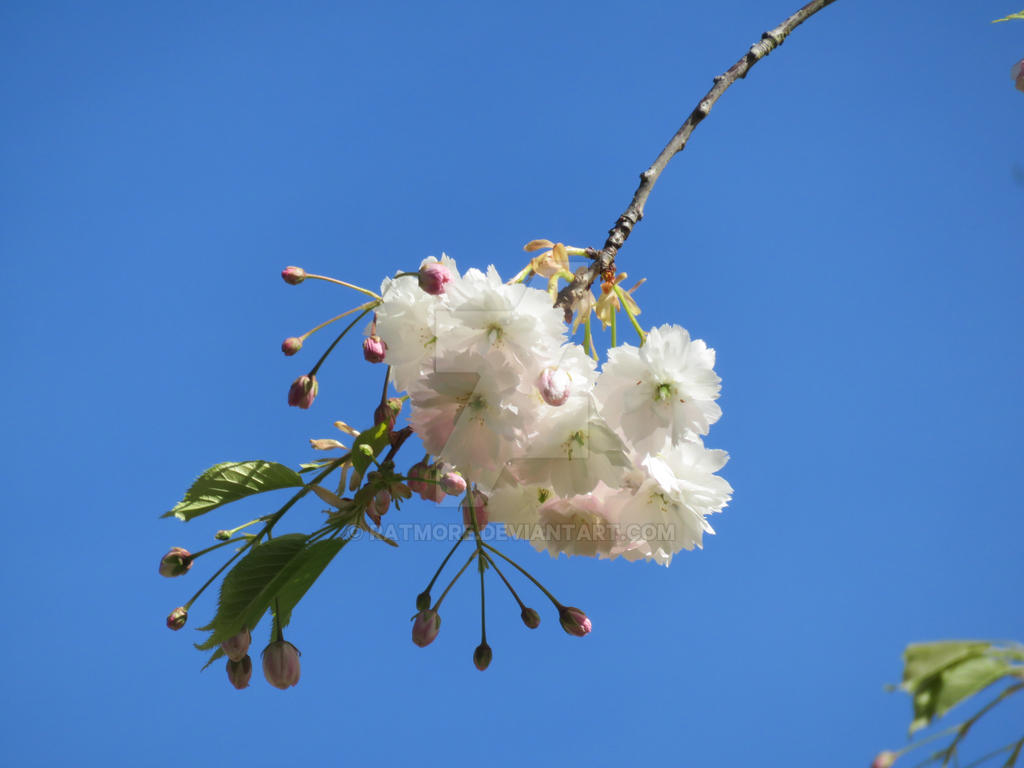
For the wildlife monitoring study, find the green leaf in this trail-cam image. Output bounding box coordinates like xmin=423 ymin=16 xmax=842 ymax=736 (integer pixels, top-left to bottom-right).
xmin=901 ymin=641 xmax=1017 ymax=733
xmin=350 ymin=422 xmax=390 ymax=477
xmin=195 ymin=534 xmax=308 ymax=650
xmin=163 ymin=461 xmax=304 ymax=521
xmin=271 ymin=538 xmax=347 ymax=631
xmin=194 ymin=534 xmax=346 ymax=665
xmin=992 ymin=10 xmax=1024 ymax=22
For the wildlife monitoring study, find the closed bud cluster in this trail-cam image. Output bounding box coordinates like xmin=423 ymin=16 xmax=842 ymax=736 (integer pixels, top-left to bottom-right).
xmin=287 ymin=374 xmax=318 ymax=409
xmin=262 ymin=640 xmax=301 ymax=689
xmin=558 ymin=606 xmax=592 ymax=637
xmin=473 ymin=642 xmax=492 ymax=671
xmin=281 ymin=337 xmax=303 ymax=356
xmin=407 ymin=461 xmax=445 ymax=503
xmin=226 ymin=656 xmax=253 ymax=689
xmin=363 ymin=335 xmax=387 ymax=363
xmin=166 ymin=606 xmax=188 ymax=631
xmin=221 ymin=628 xmax=252 ymax=662
xmin=412 ymin=609 xmax=441 ymax=647
xmin=159 ymin=547 xmax=193 ymax=578
xmin=281 ymin=266 xmax=306 ymax=285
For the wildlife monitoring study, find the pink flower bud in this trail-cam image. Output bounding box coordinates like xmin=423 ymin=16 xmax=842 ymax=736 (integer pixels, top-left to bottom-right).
xmin=281 ymin=337 xmax=303 ymax=356
xmin=368 ymin=489 xmax=391 ymax=526
xmin=473 ymin=642 xmax=492 ymax=671
xmin=166 ymin=606 xmax=188 ymax=631
xmin=418 ymin=262 xmax=452 ymax=295
xmin=536 ymin=367 xmax=571 ymax=406
xmin=262 ymin=640 xmax=301 ymax=689
xmin=461 ymin=489 xmax=489 ymax=529
xmin=287 ymin=374 xmax=318 ymax=409
xmin=558 ymin=606 xmax=592 ymax=637
xmin=281 ymin=266 xmax=306 ymax=285
xmin=159 ymin=547 xmax=193 ymax=578
xmin=871 ymin=751 xmax=897 ymax=768
xmin=439 ymin=471 xmax=466 ymax=496
xmin=374 ymin=398 xmax=402 ymax=430
xmin=520 ymin=607 xmax=541 ymax=629
xmin=410 ymin=462 xmax=445 ymax=503
xmin=412 ymin=609 xmax=441 ymax=647
xmin=362 ymin=335 xmax=387 ymax=363
xmin=221 ymin=627 xmax=252 ymax=662
xmin=226 ymin=656 xmax=252 ymax=690
xmin=1014 ymin=59 xmax=1024 ymax=92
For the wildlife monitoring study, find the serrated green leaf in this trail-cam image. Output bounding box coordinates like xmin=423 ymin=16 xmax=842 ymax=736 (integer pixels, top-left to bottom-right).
xmin=201 ymin=646 xmax=226 ymax=671
xmin=272 ymin=538 xmax=347 ymax=630
xmin=993 ymin=10 xmax=1024 ymax=22
xmin=195 ymin=534 xmax=308 ymax=650
xmin=163 ymin=461 xmax=304 ymax=521
xmin=902 ymin=641 xmax=1016 ymax=733
xmin=195 ymin=534 xmax=347 ymax=666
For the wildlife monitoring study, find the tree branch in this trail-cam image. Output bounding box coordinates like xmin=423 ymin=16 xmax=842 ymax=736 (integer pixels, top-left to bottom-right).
xmin=555 ymin=0 xmax=840 ymax=318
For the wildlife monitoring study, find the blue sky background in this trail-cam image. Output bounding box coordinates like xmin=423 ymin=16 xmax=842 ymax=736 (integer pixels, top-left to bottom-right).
xmin=2 ymin=1 xmax=1022 ymax=766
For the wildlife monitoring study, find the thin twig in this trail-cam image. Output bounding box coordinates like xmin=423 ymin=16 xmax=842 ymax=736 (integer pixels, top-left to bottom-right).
xmin=555 ymin=0 xmax=840 ymax=319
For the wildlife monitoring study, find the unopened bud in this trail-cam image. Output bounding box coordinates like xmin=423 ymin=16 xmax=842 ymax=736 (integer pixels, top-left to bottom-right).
xmin=537 ymin=367 xmax=571 ymax=406
xmin=872 ymin=751 xmax=898 ymax=768
xmin=368 ymin=489 xmax=391 ymax=525
xmin=362 ymin=335 xmax=387 ymax=363
xmin=226 ymin=655 xmax=253 ymax=690
xmin=221 ymin=627 xmax=252 ymax=662
xmin=281 ymin=337 xmax=303 ymax=356
xmin=166 ymin=606 xmax=188 ymax=631
xmin=262 ymin=640 xmax=301 ymax=689
xmin=473 ymin=642 xmax=492 ymax=671
xmin=281 ymin=266 xmax=306 ymax=285
xmin=418 ymin=262 xmax=452 ymax=295
xmin=215 ymin=530 xmax=231 ymax=541
xmin=415 ymin=591 xmax=431 ymax=611
xmin=374 ymin=398 xmax=402 ymax=430
xmin=412 ymin=609 xmax=441 ymax=647
xmin=1013 ymin=59 xmax=1024 ymax=93
xmin=558 ymin=606 xmax=592 ymax=637
xmin=520 ymin=607 xmax=541 ymax=629
xmin=439 ymin=471 xmax=466 ymax=496
xmin=287 ymin=374 xmax=318 ymax=409
xmin=461 ymin=489 xmax=489 ymax=529
xmin=159 ymin=547 xmax=193 ymax=578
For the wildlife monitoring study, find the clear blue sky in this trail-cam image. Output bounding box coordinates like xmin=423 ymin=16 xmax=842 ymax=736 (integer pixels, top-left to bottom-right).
xmin=2 ymin=1 xmax=1022 ymax=766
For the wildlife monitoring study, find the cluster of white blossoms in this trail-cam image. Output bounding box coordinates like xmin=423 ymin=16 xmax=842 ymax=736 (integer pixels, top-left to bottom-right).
xmin=375 ymin=254 xmax=732 ymax=566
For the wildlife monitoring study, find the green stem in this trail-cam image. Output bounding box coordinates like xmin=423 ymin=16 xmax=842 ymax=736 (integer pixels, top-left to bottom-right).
xmin=610 ymin=301 xmax=617 ymax=347
xmin=307 ymin=274 xmax=381 ymax=300
xmin=433 ymin=549 xmax=478 ymax=610
xmin=308 ymin=305 xmax=377 ymax=376
xmin=614 ymin=284 xmax=646 ymax=344
xmin=481 ymin=550 xmax=526 ymax=610
xmin=481 ymin=542 xmax=562 ymax=609
xmin=423 ymin=530 xmax=471 ymax=596
xmin=478 ymin=547 xmax=487 ymax=643
xmin=584 ymin=314 xmax=597 ymax=361
xmin=264 ymin=458 xmax=347 ymax=537
xmin=300 ymin=303 xmax=376 ymax=341
xmin=189 ymin=537 xmax=249 ymax=559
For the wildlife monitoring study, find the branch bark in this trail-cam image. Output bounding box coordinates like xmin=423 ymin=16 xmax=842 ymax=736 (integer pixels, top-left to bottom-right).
xmin=555 ymin=0 xmax=840 ymax=318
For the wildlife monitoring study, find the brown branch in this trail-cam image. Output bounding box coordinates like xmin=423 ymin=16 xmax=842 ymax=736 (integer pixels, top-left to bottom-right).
xmin=555 ymin=0 xmax=840 ymax=319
